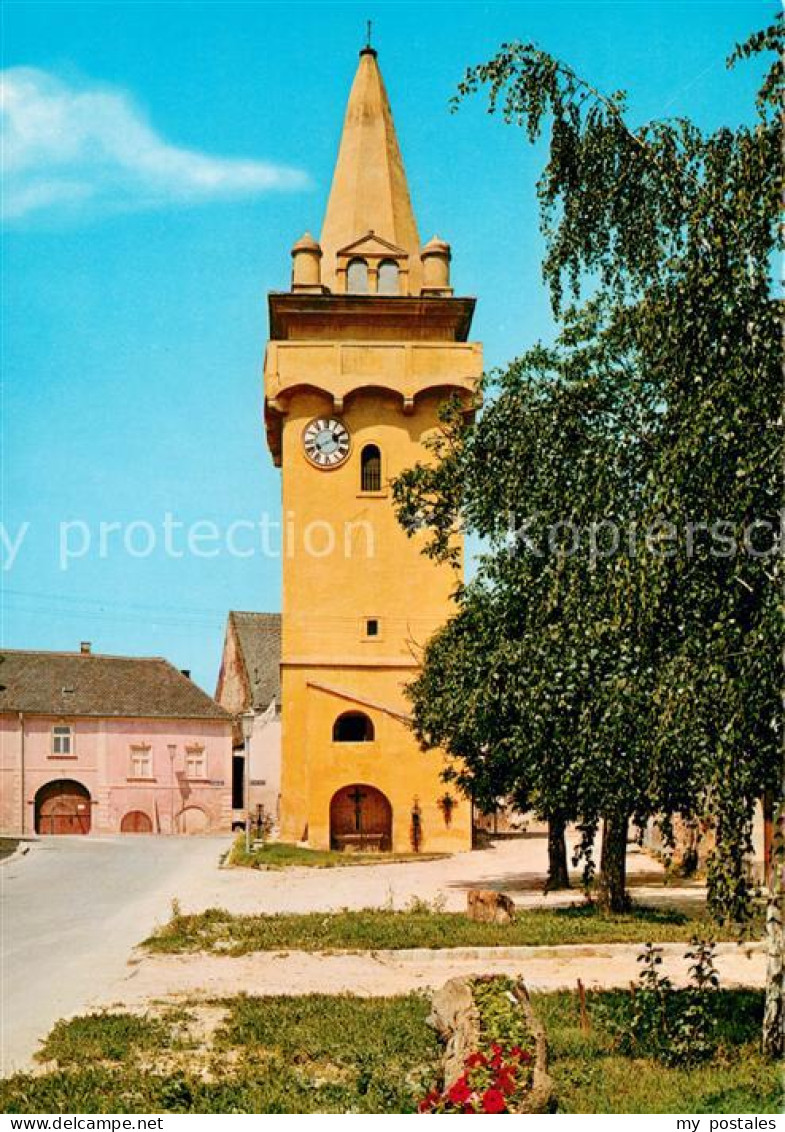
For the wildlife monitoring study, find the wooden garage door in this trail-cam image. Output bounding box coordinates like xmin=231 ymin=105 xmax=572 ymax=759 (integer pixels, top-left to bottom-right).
xmin=35 ymin=780 xmax=91 ymax=835
xmin=330 ymin=784 xmax=392 ymax=851
xmin=120 ymin=810 xmax=153 ymax=833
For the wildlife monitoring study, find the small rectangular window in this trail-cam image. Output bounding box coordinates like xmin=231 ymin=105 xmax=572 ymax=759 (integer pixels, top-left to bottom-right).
xmin=366 ymin=619 xmax=379 ymax=637
xmin=186 ymin=746 xmax=207 ymax=779
xmin=130 ymin=746 xmax=152 ymax=779
xmin=52 ymin=725 xmax=72 ymax=755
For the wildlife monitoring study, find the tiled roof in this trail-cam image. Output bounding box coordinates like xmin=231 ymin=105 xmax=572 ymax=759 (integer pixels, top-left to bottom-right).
xmin=0 ymin=650 xmax=230 ymax=720
xmin=229 ymin=611 xmax=281 ymax=710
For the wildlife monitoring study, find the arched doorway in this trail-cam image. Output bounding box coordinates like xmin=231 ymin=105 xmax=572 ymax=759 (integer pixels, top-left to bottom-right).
xmin=120 ymin=810 xmax=153 ymax=834
xmin=330 ymin=784 xmax=392 ymax=852
xmin=35 ymin=780 xmax=91 ymax=835
xmin=176 ymin=806 xmax=209 ymax=835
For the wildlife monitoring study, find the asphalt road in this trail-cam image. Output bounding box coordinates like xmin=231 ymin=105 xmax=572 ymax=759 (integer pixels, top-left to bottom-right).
xmin=1 ymin=835 xmax=231 ymax=1075
xmin=1 ymin=830 xmax=700 ymax=1077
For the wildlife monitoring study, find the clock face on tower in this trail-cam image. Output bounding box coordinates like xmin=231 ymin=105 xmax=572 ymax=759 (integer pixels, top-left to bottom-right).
xmin=302 ymin=417 xmax=351 ymax=469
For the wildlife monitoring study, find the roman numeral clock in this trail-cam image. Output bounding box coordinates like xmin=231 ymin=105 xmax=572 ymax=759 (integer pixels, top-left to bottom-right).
xmin=302 ymin=417 xmax=351 ymax=468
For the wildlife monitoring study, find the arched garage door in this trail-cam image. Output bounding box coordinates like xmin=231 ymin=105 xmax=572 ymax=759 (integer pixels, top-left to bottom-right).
xmin=120 ymin=810 xmax=153 ymax=834
xmin=35 ymin=780 xmax=91 ymax=835
xmin=176 ymin=806 xmax=208 ymax=834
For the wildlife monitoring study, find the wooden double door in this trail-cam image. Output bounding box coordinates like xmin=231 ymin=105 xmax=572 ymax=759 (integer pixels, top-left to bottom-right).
xmin=120 ymin=810 xmax=153 ymax=833
xmin=35 ymin=780 xmax=91 ymax=835
xmin=330 ymin=784 xmax=392 ymax=851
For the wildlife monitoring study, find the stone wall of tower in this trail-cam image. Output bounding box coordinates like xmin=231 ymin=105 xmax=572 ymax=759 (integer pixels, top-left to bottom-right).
xmin=275 ymin=382 xmax=474 ymax=854
xmin=279 ymin=387 xmax=460 ymax=664
xmin=265 ymin=46 xmax=482 ymax=854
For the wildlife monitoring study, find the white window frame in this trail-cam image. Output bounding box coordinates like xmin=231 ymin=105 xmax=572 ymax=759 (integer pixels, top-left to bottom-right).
xmin=51 ymin=724 xmax=73 ymax=756
xmin=129 ymin=745 xmax=153 ymax=779
xmin=185 ymin=745 xmax=207 ymax=780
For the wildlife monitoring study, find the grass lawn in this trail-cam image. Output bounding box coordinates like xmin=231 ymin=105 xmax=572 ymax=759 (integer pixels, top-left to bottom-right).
xmin=536 ymin=989 xmax=783 ymax=1113
xmin=143 ymin=902 xmax=760 ymax=955
xmin=0 ymin=838 xmax=19 ymax=861
xmin=227 ymin=837 xmax=446 ymax=869
xmin=0 ymin=995 xmax=439 ymax=1114
xmin=1 ymin=990 xmax=779 ymax=1114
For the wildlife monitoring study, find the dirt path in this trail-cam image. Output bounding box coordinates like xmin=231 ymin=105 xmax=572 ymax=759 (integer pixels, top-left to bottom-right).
xmin=102 ymin=941 xmax=764 ymax=1010
xmin=169 ymin=833 xmax=706 ymax=919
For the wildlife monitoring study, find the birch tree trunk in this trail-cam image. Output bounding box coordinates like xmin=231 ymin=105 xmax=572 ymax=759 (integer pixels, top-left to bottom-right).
xmin=597 ymin=812 xmax=630 ymax=912
xmin=762 ymin=802 xmax=784 ymax=1059
xmin=545 ymin=813 xmax=571 ymax=891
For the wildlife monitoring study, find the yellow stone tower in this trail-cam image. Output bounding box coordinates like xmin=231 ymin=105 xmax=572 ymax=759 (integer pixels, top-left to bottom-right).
xmin=263 ymin=45 xmax=483 ymax=853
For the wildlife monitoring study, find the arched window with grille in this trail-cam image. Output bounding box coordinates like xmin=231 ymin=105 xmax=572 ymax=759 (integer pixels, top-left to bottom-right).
xmin=360 ymin=444 xmax=382 ymax=492
xmin=347 ymin=258 xmax=369 ymax=294
xmin=333 ymin=711 xmax=375 ymax=742
xmin=377 ymin=259 xmax=400 ymax=295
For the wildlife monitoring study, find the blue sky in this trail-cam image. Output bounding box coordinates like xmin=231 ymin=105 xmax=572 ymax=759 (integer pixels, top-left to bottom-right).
xmin=2 ymin=0 xmax=772 ymax=692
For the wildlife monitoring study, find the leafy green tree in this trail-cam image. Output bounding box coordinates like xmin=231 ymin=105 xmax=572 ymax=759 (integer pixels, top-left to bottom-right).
xmin=397 ymin=322 xmax=674 ymax=905
xmin=394 ymin=16 xmax=782 ymax=1053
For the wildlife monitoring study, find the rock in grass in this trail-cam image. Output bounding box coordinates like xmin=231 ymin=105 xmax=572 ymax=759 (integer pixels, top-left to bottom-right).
xmin=466 ymin=889 xmax=516 ymax=924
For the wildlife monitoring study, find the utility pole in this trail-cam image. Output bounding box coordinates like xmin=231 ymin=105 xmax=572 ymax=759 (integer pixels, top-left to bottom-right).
xmin=168 ymin=744 xmax=177 ymax=834
xmin=241 ymin=711 xmax=255 ymax=854
xmin=19 ymin=712 xmax=25 ymax=834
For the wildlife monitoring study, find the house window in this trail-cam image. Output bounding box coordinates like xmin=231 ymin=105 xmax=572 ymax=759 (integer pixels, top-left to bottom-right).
xmin=51 ymin=725 xmax=73 ymax=755
xmin=377 ymin=259 xmax=399 ymax=295
xmin=347 ymin=258 xmax=369 ymax=294
xmin=333 ymin=712 xmax=375 ymax=742
xmin=360 ymin=444 xmax=382 ymax=492
xmin=186 ymin=746 xmax=207 ymax=779
xmin=129 ymin=745 xmax=153 ymax=779
xmin=366 ymin=619 xmax=380 ymax=638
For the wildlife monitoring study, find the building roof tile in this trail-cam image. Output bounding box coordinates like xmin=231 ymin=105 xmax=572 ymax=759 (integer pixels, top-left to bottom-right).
xmin=0 ymin=650 xmax=230 ymax=720
xmin=228 ymin=611 xmax=282 ymax=710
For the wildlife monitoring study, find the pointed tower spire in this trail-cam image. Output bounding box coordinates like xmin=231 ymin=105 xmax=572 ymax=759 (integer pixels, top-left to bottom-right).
xmin=320 ymin=46 xmax=422 ymax=293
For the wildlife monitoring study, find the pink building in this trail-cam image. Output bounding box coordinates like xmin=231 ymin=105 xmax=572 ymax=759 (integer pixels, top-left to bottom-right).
xmin=0 ymin=645 xmax=232 ymax=836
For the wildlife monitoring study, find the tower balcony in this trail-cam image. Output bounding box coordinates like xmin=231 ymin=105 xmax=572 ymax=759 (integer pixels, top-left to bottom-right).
xmin=263 ymin=338 xmax=483 ymax=465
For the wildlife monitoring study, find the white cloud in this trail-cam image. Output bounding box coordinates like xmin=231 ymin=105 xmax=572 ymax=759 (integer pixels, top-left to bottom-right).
xmin=1 ymin=67 xmax=309 ymax=220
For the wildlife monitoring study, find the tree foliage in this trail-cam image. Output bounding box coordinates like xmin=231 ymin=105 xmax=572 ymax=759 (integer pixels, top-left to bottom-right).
xmin=393 ymin=12 xmax=782 ymax=971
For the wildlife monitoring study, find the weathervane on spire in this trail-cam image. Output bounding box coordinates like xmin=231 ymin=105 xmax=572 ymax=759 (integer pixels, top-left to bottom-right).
xmin=360 ymin=17 xmax=376 ymax=57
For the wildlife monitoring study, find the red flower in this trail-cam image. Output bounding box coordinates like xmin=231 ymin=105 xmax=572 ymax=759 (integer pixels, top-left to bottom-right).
xmin=447 ymin=1076 xmax=473 ymax=1106
xmin=418 ymin=1089 xmax=440 ymax=1112
xmin=465 ymin=1052 xmax=488 ymax=1069
xmin=482 ymin=1088 xmax=507 ymax=1114
xmin=509 ymin=1045 xmax=533 ymax=1063
xmin=495 ymin=1069 xmax=516 ymax=1096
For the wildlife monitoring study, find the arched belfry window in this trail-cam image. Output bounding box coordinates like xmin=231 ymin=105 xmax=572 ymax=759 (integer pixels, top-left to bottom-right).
xmin=360 ymin=444 xmax=382 ymax=492
xmin=333 ymin=712 xmax=375 ymax=742
xmin=347 ymin=258 xmax=369 ymax=294
xmin=377 ymin=259 xmax=400 ymax=295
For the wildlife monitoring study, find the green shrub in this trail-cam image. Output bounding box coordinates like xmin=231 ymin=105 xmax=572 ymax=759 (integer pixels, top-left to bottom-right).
xmin=472 ymin=976 xmax=533 ymax=1049
xmin=596 ymin=939 xmax=721 ymax=1066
